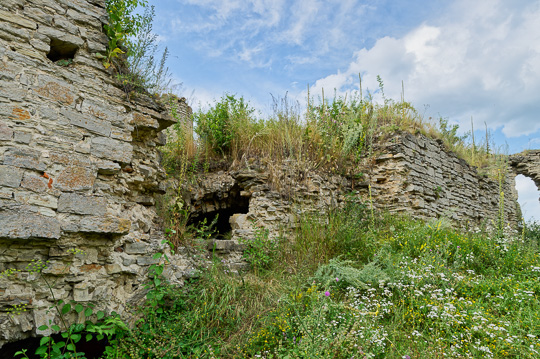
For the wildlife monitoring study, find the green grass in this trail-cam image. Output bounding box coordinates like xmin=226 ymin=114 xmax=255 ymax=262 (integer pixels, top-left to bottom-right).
xmin=103 ymin=203 xmax=540 ymax=359
xmin=162 ymin=84 xmax=506 ymax=181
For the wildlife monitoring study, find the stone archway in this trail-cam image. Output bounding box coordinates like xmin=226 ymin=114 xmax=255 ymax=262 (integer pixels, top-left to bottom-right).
xmin=509 ymin=150 xmax=540 ymax=219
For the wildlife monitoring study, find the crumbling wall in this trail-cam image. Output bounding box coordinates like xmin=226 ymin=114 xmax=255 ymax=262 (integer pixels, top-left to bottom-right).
xmin=0 ymin=0 xmax=193 ymax=348
xmin=509 ymin=150 xmax=540 ymax=199
xmin=185 ymin=132 xmax=522 ymax=262
xmin=362 ymin=132 xmax=520 ymax=227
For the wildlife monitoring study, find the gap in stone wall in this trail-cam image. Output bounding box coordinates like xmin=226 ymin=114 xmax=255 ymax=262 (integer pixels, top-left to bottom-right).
xmin=515 ymin=174 xmax=540 ymax=221
xmin=188 ymin=183 xmax=250 ymax=239
xmin=46 ymin=38 xmax=78 ymax=62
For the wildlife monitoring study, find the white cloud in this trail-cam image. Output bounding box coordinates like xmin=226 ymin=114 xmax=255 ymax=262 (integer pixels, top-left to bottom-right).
xmin=306 ymin=0 xmax=540 ymax=138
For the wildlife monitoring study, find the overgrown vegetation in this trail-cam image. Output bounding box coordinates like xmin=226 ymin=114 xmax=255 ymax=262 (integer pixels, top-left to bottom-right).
xmin=162 ymin=80 xmax=507 ymax=181
xmin=100 ymin=202 xmax=540 ymax=358
xmin=101 ymin=0 xmax=172 ymax=98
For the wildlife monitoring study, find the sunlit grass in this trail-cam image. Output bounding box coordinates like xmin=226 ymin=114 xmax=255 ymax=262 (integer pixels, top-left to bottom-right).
xmin=105 ymin=203 xmax=540 ymax=358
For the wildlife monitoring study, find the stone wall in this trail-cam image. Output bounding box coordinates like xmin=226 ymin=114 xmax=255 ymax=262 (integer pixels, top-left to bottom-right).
xmin=184 ymin=132 xmax=522 ymax=265
xmin=509 ymin=150 xmax=540 ymax=200
xmin=0 ymin=0 xmax=193 ymax=347
xmin=362 ymin=132 xmax=520 ymax=227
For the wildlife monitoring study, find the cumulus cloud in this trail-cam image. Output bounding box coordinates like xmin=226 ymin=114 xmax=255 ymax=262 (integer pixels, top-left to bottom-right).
xmin=306 ymin=0 xmax=540 ymax=137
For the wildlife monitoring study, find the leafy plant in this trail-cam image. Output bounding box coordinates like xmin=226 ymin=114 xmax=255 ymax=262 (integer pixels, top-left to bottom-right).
xmin=101 ymin=0 xmax=148 ymax=69
xmin=9 ymin=257 xmax=127 ymax=359
xmin=240 ymin=227 xmax=277 ymax=273
xmin=194 ymin=94 xmax=255 ymax=156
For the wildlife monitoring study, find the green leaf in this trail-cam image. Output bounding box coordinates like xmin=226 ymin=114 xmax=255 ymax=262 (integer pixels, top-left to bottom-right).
xmin=35 ymin=346 xmax=47 ymax=355
xmin=154 ymin=278 xmax=161 ymax=287
xmin=75 ymin=304 xmax=84 ymax=313
xmin=61 ymin=332 xmax=69 ymax=338
xmin=38 ymin=325 xmax=49 ymax=331
xmin=72 ymin=333 xmax=82 ymax=343
xmin=67 ymin=343 xmax=75 ymax=351
xmin=97 ymin=311 xmax=105 ymax=320
xmin=54 ymin=341 xmax=66 ymax=349
xmin=51 ymin=325 xmax=61 ymax=331
xmin=86 ymin=334 xmax=92 ymax=342
xmin=97 ymin=334 xmax=104 ymax=341
xmin=152 ymin=253 xmax=162 ymax=260
xmin=61 ymin=303 xmax=71 ymax=315
xmin=39 ymin=336 xmax=51 ymax=346
xmin=85 ymin=307 xmax=92 ymax=317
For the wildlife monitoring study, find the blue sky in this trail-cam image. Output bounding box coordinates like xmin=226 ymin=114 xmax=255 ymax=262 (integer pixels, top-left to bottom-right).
xmin=148 ymin=0 xmax=540 ymax=221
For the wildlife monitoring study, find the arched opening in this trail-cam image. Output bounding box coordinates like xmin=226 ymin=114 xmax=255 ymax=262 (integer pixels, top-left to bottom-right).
xmin=188 ymin=183 xmax=250 ymax=239
xmin=515 ymin=174 xmax=540 ymax=222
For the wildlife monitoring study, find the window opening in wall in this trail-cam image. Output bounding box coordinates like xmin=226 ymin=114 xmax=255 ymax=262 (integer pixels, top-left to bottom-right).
xmin=188 ymin=184 xmax=250 ymax=239
xmin=47 ymin=38 xmax=78 ymax=63
xmin=515 ymin=174 xmax=540 ymax=222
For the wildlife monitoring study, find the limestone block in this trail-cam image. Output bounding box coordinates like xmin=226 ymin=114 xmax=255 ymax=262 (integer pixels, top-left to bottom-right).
xmin=16 ymin=191 xmax=58 ymax=209
xmin=136 ymin=256 xmax=159 ymax=266
xmin=95 ymin=159 xmax=120 ymax=175
xmin=2 ymin=147 xmax=46 ymax=171
xmin=0 ymin=122 xmax=13 ymax=141
xmin=61 ymin=108 xmax=111 ymax=137
xmin=0 ymin=165 xmax=23 ymax=188
xmin=56 ymin=166 xmax=96 ymax=191
xmin=0 ymin=10 xmax=37 ymax=30
xmin=125 ymin=242 xmax=148 ymax=255
xmin=230 ymin=213 xmax=250 ymax=230
xmin=90 ymin=136 xmax=133 ymax=164
xmin=74 ymin=282 xmax=92 ymax=302
xmin=57 ymin=193 xmax=106 ymax=215
xmin=0 ymin=211 xmax=61 ymax=239
xmin=13 ymin=131 xmax=32 ymax=144
xmin=34 ymin=81 xmax=74 ymax=106
xmin=79 ymin=216 xmax=131 ymax=234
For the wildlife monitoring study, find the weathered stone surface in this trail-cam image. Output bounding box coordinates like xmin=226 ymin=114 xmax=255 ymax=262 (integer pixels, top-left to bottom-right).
xmin=20 ymin=173 xmax=50 ymax=192
xmin=79 ymin=216 xmax=131 ymax=234
xmin=0 ymin=165 xmax=23 ymax=188
xmin=125 ymin=242 xmax=148 ymax=254
xmin=0 ymin=122 xmax=13 ymax=140
xmin=61 ymin=108 xmax=112 ymax=136
xmin=90 ymin=136 xmax=133 ymax=163
xmin=57 ymin=193 xmax=106 ymax=215
xmin=56 ymin=166 xmax=96 ymax=191
xmin=3 ymin=147 xmax=46 ymax=171
xmin=0 ymin=10 xmax=38 ymax=30
xmin=0 ymin=211 xmax=61 ymax=239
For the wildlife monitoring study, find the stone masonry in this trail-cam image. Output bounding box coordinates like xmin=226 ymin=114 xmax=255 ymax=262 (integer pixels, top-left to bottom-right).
xmin=184 ymin=132 xmax=524 ymax=268
xmin=0 ymin=0 xmax=193 ymax=348
xmin=509 ymin=150 xmax=540 ymax=204
xmin=0 ymin=0 xmax=536 ymax=349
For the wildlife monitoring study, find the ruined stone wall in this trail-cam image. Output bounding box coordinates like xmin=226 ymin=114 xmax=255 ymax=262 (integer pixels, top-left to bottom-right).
xmin=362 ymin=132 xmax=520 ymax=227
xmin=509 ymin=150 xmax=540 ymax=202
xmin=185 ymin=132 xmax=522 ymax=265
xmin=0 ymin=0 xmax=193 ymax=347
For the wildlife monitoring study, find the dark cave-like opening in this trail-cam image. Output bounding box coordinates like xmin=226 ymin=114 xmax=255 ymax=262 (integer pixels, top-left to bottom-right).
xmin=46 ymin=38 xmax=78 ymax=63
xmin=188 ymin=184 xmax=250 ymax=239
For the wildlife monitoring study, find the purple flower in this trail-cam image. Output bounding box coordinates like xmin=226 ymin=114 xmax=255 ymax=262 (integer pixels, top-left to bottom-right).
xmin=335 ymin=277 xmax=339 ymax=282
xmin=325 ymin=291 xmax=330 ymax=297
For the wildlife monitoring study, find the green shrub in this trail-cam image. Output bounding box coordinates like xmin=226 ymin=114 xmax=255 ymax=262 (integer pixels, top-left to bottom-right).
xmin=195 ymin=94 xmax=255 ymax=156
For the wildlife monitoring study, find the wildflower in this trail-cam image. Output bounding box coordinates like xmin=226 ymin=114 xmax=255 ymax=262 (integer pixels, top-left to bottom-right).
xmin=325 ymin=291 xmax=330 ymax=297
xmin=336 ymin=277 xmax=339 ymax=282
